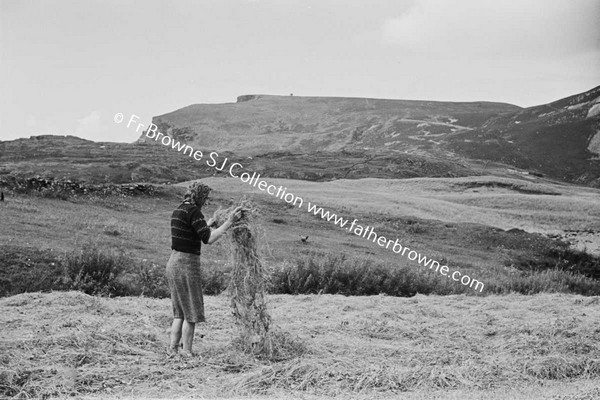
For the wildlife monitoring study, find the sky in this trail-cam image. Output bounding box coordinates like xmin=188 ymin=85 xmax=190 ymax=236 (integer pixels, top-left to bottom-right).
xmin=1 ymin=0 xmax=599 ymax=143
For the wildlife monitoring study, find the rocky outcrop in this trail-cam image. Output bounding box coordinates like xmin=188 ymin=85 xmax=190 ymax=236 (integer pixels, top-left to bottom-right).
xmin=236 ymin=95 xmax=261 ymax=103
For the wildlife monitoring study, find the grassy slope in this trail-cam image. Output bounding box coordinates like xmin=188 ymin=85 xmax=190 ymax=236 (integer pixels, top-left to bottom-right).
xmin=143 ymin=87 xmax=600 ymax=186
xmin=0 ymin=136 xmax=479 ymax=184
xmin=1 ymin=175 xmax=599 ymax=290
xmin=449 ymin=85 xmax=600 ymax=186
xmin=198 ymin=175 xmax=600 ymax=256
xmin=1 ymin=291 xmax=599 ymax=399
xmin=148 ymin=95 xmax=520 ymax=155
xmin=199 ymin=175 xmax=600 ymax=231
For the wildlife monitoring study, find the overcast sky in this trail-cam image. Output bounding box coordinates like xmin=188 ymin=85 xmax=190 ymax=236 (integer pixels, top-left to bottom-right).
xmin=1 ymin=0 xmax=599 ymax=143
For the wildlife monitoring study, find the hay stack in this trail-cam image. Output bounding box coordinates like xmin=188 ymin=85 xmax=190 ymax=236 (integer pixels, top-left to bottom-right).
xmin=212 ymin=198 xmax=273 ymax=356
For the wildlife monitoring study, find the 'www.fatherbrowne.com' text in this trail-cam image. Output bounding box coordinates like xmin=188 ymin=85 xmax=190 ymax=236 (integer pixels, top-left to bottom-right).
xmin=116 ymin=113 xmax=484 ymax=292
xmin=306 ymin=204 xmax=484 ymax=292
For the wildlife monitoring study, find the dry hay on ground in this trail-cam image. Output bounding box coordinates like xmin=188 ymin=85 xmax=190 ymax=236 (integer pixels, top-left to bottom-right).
xmin=0 ymin=291 xmax=280 ymax=399
xmin=2 ymin=291 xmax=600 ymax=399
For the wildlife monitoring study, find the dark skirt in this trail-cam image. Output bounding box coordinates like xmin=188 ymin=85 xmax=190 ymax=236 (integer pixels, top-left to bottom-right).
xmin=166 ymin=249 xmax=205 ymax=323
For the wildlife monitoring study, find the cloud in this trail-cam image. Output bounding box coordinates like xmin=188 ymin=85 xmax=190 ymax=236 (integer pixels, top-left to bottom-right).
xmin=381 ymin=0 xmax=600 ymax=59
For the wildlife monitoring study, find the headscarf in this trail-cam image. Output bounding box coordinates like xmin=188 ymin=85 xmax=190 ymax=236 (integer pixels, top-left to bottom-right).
xmin=184 ymin=182 xmax=211 ymax=208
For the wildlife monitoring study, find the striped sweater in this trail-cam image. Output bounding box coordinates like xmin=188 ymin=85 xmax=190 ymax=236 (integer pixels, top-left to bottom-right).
xmin=171 ymin=202 xmax=211 ymax=255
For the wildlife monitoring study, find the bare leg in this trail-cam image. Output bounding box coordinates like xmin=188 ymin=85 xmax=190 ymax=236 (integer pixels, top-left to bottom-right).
xmin=169 ymin=318 xmax=183 ymax=352
xmin=182 ymin=320 xmax=196 ymax=354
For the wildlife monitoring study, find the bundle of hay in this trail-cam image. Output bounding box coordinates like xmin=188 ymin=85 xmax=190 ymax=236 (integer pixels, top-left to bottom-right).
xmin=212 ymin=198 xmax=273 ymax=356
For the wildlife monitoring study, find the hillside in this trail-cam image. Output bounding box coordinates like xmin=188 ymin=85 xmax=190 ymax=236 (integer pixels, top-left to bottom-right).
xmin=450 ymin=86 xmax=600 ymax=186
xmin=0 ymin=135 xmax=480 ymax=185
xmin=138 ymin=86 xmax=600 ymax=187
xmin=139 ymin=95 xmax=520 ymax=156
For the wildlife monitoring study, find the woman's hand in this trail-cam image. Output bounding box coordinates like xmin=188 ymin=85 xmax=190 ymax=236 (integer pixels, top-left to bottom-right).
xmin=227 ymin=206 xmax=244 ymax=225
xmin=206 ymin=217 xmax=216 ymax=227
xmin=207 ymin=206 xmax=249 ymax=244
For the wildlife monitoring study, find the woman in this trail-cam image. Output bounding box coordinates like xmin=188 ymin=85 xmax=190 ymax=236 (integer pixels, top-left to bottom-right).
xmin=166 ymin=181 xmax=242 ymax=357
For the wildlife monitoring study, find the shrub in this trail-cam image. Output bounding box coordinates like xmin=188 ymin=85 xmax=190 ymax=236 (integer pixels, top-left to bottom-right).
xmin=202 ymin=268 xmax=228 ymax=295
xmin=120 ymin=260 xmax=229 ymax=298
xmin=135 ymin=261 xmax=169 ymax=298
xmin=269 ymin=251 xmax=471 ymax=297
xmin=270 ymin=250 xmax=600 ymax=297
xmin=548 ymin=247 xmax=600 ymax=279
xmin=487 ymin=268 xmax=600 ymax=296
xmin=3 ymin=245 xmax=599 ymax=299
xmin=62 ymin=245 xmax=128 ymax=296
xmin=0 ymin=243 xmax=231 ymax=298
xmin=406 ymin=223 xmax=428 ymax=235
xmin=510 ymin=245 xmax=600 ymax=279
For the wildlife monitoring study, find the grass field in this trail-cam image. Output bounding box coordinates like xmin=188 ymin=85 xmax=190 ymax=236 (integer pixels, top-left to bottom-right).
xmin=198 ymin=175 xmax=600 ymax=236
xmin=1 ymin=175 xmax=599 ymax=295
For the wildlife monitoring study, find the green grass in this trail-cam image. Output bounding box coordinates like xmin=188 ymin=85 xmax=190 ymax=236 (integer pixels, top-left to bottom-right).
xmin=209 ymin=175 xmax=600 ymax=233
xmin=0 ymin=245 xmax=65 ymax=297
xmin=1 ymin=175 xmax=599 ymax=300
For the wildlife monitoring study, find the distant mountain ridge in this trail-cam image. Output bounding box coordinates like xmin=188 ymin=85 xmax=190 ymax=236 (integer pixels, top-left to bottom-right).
xmin=2 ymin=87 xmax=599 ymax=187
xmin=138 ymin=95 xmax=521 ymax=156
xmin=138 ymin=86 xmax=600 ymax=186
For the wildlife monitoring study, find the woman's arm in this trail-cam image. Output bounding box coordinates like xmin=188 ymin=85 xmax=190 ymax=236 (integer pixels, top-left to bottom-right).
xmin=206 ymin=206 xmax=243 ymax=244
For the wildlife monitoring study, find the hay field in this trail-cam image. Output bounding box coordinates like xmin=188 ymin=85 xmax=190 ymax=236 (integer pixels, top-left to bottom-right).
xmin=1 ymin=291 xmax=600 ymax=399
